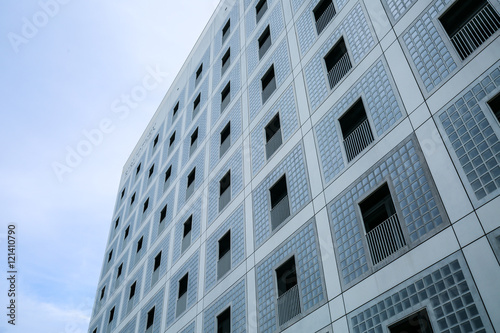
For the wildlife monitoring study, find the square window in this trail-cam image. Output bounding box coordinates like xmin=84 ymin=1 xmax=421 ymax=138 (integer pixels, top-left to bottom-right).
xmin=222 ymin=19 xmax=230 ymax=44
xmin=220 ymin=122 xmax=231 ymax=157
xmin=217 ymin=307 xmax=231 ymax=333
xmin=265 ymin=113 xmax=282 ymax=159
xmin=324 ymin=37 xmax=351 ymax=89
xmin=222 ymin=48 xmax=231 ymax=75
xmin=269 ymin=174 xmax=290 ymax=230
xmin=439 ymin=0 xmax=500 ymax=60
xmin=261 ymin=64 xmax=276 ymax=104
xmin=221 ymin=81 xmax=231 ymax=111
xmin=256 ymin=0 xmax=268 ymax=23
xmin=258 ymin=26 xmax=271 ymax=59
xmin=313 ymin=0 xmax=336 ymax=34
xmin=339 ymin=98 xmax=374 ymax=162
xmin=388 ymin=308 xmax=434 ymax=333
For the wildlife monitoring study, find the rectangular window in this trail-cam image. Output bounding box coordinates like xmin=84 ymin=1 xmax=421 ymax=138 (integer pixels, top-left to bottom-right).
xmin=440 ymin=0 xmax=500 ymax=60
xmin=136 ymin=237 xmax=143 ymax=253
xmin=258 ymin=26 xmax=271 ymax=59
xmin=164 ymin=165 xmax=172 ymax=192
xmin=129 ymin=281 xmax=136 ymax=300
xmin=169 ymin=131 xmax=176 ymax=147
xmin=143 ymin=198 xmax=149 ymax=213
xmin=146 ymin=306 xmax=155 ymax=331
xmin=324 ymin=37 xmax=352 ymax=89
xmin=186 ymin=168 xmax=196 ymax=199
xmin=176 ymin=273 xmax=189 ymax=317
xmin=221 ymin=81 xmax=231 ymax=111
xmin=135 ymin=236 xmax=144 ymax=265
xmin=389 ymin=308 xmax=434 ymax=333
xmin=339 ymin=98 xmax=374 ymax=162
xmin=136 ymin=163 xmax=141 ymax=175
xmin=269 ymin=175 xmax=290 ymax=230
xmin=154 ymin=252 xmax=162 ymax=271
xmin=222 ymin=48 xmax=231 ymax=75
xmin=130 ymin=192 xmax=136 ymax=205
xmin=193 ymin=93 xmax=201 ymax=117
xmin=195 ymin=63 xmax=203 ymax=84
xmin=276 ymin=256 xmax=300 ymax=325
xmin=124 ymin=226 xmax=130 ymax=240
xmin=121 ymin=188 xmax=126 ymax=199
xmin=173 ymin=101 xmax=179 ymax=119
xmin=219 ymin=171 xmax=231 ymax=212
xmin=117 ymin=263 xmax=123 ymax=279
xmin=182 ymin=216 xmax=193 ymax=253
xmin=148 ymin=164 xmax=155 ymax=178
xmin=108 ymin=307 xmax=115 ymax=323
xmin=261 ymin=64 xmax=276 ymax=104
xmin=360 ymin=183 xmax=405 ymax=265
xmin=108 ymin=250 xmax=113 ymax=263
xmin=222 ymin=19 xmax=230 ymax=44
xmin=152 ymin=251 xmax=162 ymax=286
xmin=488 ymin=92 xmax=500 ymax=123
xmin=256 ymin=0 xmax=268 ymax=23
xmin=190 ymin=128 xmax=199 ymax=156
xmin=217 ymin=307 xmax=231 ymax=333
xmin=217 ymin=230 xmax=231 ymax=279
xmin=220 ymin=122 xmax=231 ymax=158
xmin=100 ymin=286 xmax=106 ymax=300
xmin=313 ymin=0 xmax=336 ymax=34
xmin=153 ymin=134 xmax=159 ymax=148
xmin=159 ymin=204 xmax=167 ymax=235
xmin=265 ymin=113 xmax=282 ymax=159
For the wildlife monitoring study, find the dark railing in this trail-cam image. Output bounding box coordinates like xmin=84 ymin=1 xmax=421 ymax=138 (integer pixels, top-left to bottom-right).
xmin=190 ymin=141 xmax=198 ymax=157
xmin=366 ymin=214 xmax=406 ymax=265
xmin=262 ymin=77 xmax=276 ymax=104
xmin=315 ymin=2 xmax=336 ymax=34
xmin=256 ymin=1 xmax=268 ymax=23
xmin=220 ymin=137 xmax=231 ymax=158
xmin=271 ymin=195 xmax=290 ymax=230
xmin=217 ymin=250 xmax=231 ymax=280
xmin=176 ymin=293 xmax=187 ymax=317
xmin=221 ymin=94 xmax=231 ymax=112
xmin=186 ymin=183 xmax=194 ymax=200
xmin=219 ymin=187 xmax=231 ymax=212
xmin=277 ymin=284 xmax=301 ymax=325
xmin=450 ymin=3 xmax=500 ymax=59
xmin=182 ymin=232 xmax=191 ymax=253
xmin=266 ymin=128 xmax=282 ymax=159
xmin=327 ymin=52 xmax=352 ymax=89
xmin=259 ymin=36 xmax=271 ymax=59
xmin=343 ymin=118 xmax=374 ymax=162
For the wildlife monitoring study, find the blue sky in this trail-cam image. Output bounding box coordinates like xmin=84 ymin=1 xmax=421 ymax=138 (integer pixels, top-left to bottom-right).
xmin=0 ymin=0 xmax=216 ymax=331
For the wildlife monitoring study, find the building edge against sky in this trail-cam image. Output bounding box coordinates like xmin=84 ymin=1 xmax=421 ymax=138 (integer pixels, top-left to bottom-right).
xmin=89 ymin=0 xmax=500 ymax=332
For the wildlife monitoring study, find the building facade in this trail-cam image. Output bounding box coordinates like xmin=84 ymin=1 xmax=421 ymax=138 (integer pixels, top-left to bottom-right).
xmin=88 ymin=0 xmax=500 ymax=332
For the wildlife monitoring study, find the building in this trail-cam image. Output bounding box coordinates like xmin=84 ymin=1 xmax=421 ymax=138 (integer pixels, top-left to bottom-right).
xmin=88 ymin=0 xmax=500 ymax=332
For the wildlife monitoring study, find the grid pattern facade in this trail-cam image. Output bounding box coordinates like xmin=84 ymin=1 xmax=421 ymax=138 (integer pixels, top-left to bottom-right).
xmin=89 ymin=0 xmax=500 ymax=333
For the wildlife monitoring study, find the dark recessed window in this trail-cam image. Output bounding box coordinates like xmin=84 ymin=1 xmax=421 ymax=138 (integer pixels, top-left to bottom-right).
xmin=269 ymin=175 xmax=290 ymax=230
xmin=108 ymin=307 xmax=115 ymax=323
xmin=143 ymin=198 xmax=149 ymax=213
xmin=148 ymin=165 xmax=155 ymax=178
xmin=261 ymin=64 xmax=276 ymax=104
xmin=256 ymin=0 xmax=268 ymax=23
xmin=182 ymin=216 xmax=193 ymax=252
xmin=108 ymin=250 xmax=113 ymax=262
xmin=324 ymin=37 xmax=351 ymax=89
xmin=439 ymin=0 xmax=500 ymax=60
xmin=220 ymin=122 xmax=231 ymax=157
xmin=389 ymin=308 xmax=434 ymax=333
xmin=178 ymin=273 xmax=189 ymax=298
xmin=93 ymin=328 xmax=97 ymax=333
xmin=313 ymin=0 xmax=336 ymax=34
xmin=117 ymin=263 xmax=123 ymax=278
xmin=173 ymin=101 xmax=179 ymax=118
xmin=258 ymin=26 xmax=271 ymax=59
xmin=130 ymin=193 xmax=136 ymax=205
xmin=339 ymin=98 xmax=374 ymax=162
xmin=169 ymin=132 xmax=176 ymax=147
xmin=222 ymin=19 xmax=231 ymax=43
xmin=160 ymin=204 xmax=167 ymax=223
xmin=136 ymin=163 xmax=141 ymax=175
xmin=153 ymin=134 xmax=159 ymax=148
xmin=360 ymin=183 xmax=405 ymax=265
xmin=217 ymin=307 xmax=231 ymax=333
xmin=154 ymin=252 xmax=162 ymax=271
xmin=190 ymin=128 xmax=199 ymax=148
xmin=265 ymin=113 xmax=282 ymax=159
xmin=165 ymin=166 xmax=172 ymax=182
xmin=186 ymin=168 xmax=196 ymax=198
xmin=193 ymin=93 xmax=201 ymax=113
xmin=275 ymin=256 xmax=300 ymax=324
xmin=196 ymin=63 xmax=203 ymax=82
xmin=222 ymin=48 xmax=231 ymax=75
xmin=121 ymin=188 xmax=125 ymax=199
xmin=124 ymin=226 xmax=130 ymax=239
xmin=488 ymin=93 xmax=500 ymax=123
xmin=218 ymin=230 xmax=231 ymax=279
xmin=129 ymin=281 xmax=136 ymax=299
xmin=136 ymin=237 xmax=143 ymax=253
xmin=100 ymin=286 xmax=106 ymax=300
xmin=221 ymin=81 xmax=231 ymax=111
xmin=146 ymin=307 xmax=155 ymax=330
xmin=114 ymin=217 xmax=120 ymax=229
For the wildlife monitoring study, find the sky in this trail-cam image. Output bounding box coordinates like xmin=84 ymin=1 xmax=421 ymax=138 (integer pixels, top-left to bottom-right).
xmin=0 ymin=1 xmax=217 ymax=332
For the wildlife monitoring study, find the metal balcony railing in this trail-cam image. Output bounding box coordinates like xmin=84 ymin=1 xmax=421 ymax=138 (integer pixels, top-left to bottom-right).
xmin=190 ymin=141 xmax=198 ymax=157
xmin=186 ymin=183 xmax=194 ymax=200
xmin=151 ymin=269 xmax=159 ymax=287
xmin=220 ymin=137 xmax=230 ymax=158
xmin=277 ymin=284 xmax=301 ymax=326
xmin=315 ymin=2 xmax=336 ymax=34
xmin=266 ymin=129 xmax=282 ymax=159
xmin=182 ymin=232 xmax=191 ymax=253
xmin=219 ymin=187 xmax=231 ymax=212
xmin=366 ymin=214 xmax=406 ymax=265
xmin=327 ymin=52 xmax=352 ymax=89
xmin=271 ymin=195 xmax=290 ymax=230
xmin=262 ymin=77 xmax=276 ymax=104
xmin=222 ymin=58 xmax=230 ymax=75
xmin=221 ymin=94 xmax=231 ymax=112
xmin=217 ymin=250 xmax=231 ymax=280
xmin=259 ymin=36 xmax=271 ymax=59
xmin=176 ymin=293 xmax=187 ymax=317
xmin=450 ymin=3 xmax=500 ymax=59
xmin=343 ymin=118 xmax=374 ymax=162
